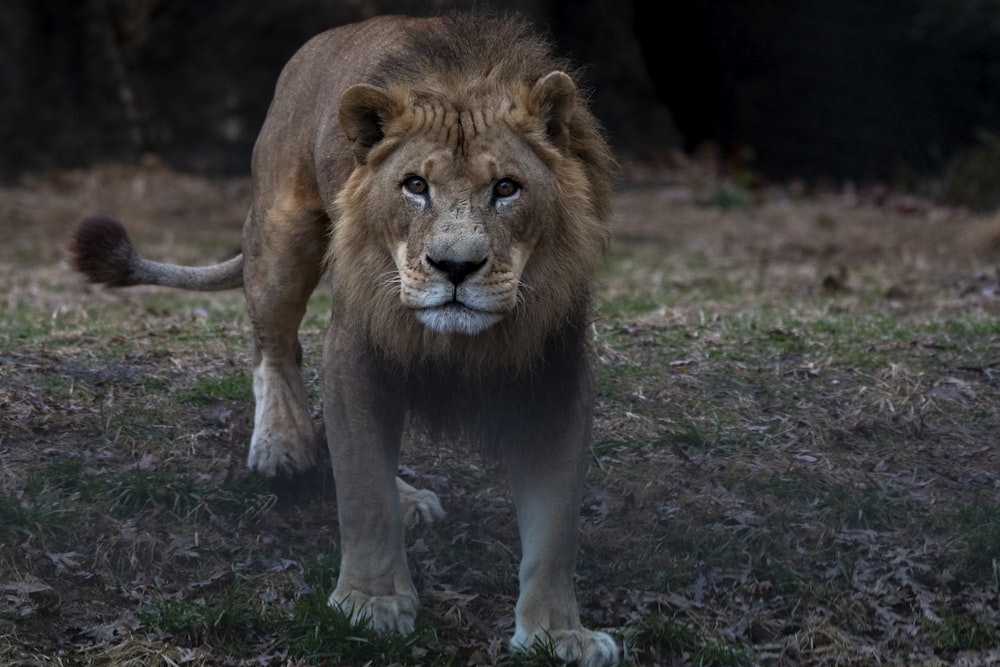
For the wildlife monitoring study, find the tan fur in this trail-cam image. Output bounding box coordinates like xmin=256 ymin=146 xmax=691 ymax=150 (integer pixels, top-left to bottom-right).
xmin=71 ymin=13 xmax=617 ymax=665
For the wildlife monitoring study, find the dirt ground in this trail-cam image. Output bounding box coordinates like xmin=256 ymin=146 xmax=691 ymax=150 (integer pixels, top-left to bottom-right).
xmin=1 ymin=163 xmax=999 ymax=665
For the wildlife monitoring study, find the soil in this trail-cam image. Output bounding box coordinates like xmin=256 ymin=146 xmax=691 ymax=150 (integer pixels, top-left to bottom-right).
xmin=1 ymin=163 xmax=999 ymax=665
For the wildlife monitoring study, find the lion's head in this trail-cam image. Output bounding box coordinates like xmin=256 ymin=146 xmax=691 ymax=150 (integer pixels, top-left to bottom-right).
xmin=324 ymin=14 xmax=614 ymax=372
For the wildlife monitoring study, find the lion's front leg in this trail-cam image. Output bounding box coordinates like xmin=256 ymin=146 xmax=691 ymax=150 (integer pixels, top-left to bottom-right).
xmin=242 ymin=204 xmax=325 ymax=476
xmin=508 ymin=462 xmax=618 ymax=666
xmin=323 ymin=329 xmax=418 ymax=634
xmin=328 ymin=466 xmax=420 ymax=634
xmin=506 ymin=381 xmax=619 ymax=666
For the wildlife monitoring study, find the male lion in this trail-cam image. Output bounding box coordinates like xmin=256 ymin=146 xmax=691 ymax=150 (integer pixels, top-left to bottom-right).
xmin=70 ymin=13 xmax=617 ymax=666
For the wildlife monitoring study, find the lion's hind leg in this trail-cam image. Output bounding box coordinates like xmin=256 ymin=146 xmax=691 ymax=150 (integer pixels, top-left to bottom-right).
xmin=248 ymin=351 xmax=318 ymax=475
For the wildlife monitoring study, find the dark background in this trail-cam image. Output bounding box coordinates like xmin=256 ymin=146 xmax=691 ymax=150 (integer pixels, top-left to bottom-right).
xmin=2 ymin=0 xmax=999 ymax=191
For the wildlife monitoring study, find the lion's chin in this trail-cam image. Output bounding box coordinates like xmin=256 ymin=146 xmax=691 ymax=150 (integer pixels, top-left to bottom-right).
xmin=415 ymin=304 xmax=503 ymax=335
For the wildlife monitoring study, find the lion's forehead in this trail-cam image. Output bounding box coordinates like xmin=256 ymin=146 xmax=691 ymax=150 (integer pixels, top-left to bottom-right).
xmin=387 ymin=94 xmax=533 ymax=156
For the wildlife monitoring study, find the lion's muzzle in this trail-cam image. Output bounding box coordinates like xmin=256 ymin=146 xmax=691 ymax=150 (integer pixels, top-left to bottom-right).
xmin=415 ymin=254 xmax=505 ymax=334
xmin=394 ymin=217 xmax=517 ymax=335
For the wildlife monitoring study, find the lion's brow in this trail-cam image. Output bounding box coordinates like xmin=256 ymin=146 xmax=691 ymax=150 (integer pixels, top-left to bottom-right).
xmin=410 ymin=97 xmax=505 ymax=155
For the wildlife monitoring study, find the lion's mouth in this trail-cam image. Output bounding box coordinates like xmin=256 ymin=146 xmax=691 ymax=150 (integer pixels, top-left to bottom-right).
xmin=414 ymin=302 xmax=503 ymax=335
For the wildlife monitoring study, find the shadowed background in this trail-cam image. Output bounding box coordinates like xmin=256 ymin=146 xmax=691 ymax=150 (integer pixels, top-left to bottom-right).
xmin=2 ymin=0 xmax=1000 ymax=206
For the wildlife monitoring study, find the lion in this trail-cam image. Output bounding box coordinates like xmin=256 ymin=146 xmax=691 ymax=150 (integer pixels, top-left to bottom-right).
xmin=70 ymin=13 xmax=617 ymax=666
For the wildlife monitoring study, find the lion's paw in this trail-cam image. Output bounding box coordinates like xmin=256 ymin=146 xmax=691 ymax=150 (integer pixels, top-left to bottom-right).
xmin=329 ymin=588 xmax=418 ymax=635
xmin=247 ymin=429 xmax=318 ymax=476
xmin=248 ymin=361 xmax=317 ymax=476
xmin=396 ymin=477 xmax=445 ymax=528
xmin=513 ymin=627 xmax=620 ymax=667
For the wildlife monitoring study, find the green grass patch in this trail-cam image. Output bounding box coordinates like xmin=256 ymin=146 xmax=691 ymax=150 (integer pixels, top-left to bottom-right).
xmin=662 ymin=418 xmax=733 ymax=454
xmin=625 ymin=613 xmax=754 ymax=666
xmin=0 ymin=493 xmax=33 ymax=530
xmin=1 ymin=300 xmax=57 ymax=342
xmin=282 ymin=597 xmax=451 ymax=665
xmin=6 ymin=462 xmax=270 ymax=524
xmin=103 ymin=468 xmax=274 ymax=521
xmin=926 ymin=611 xmax=1000 ymax=654
xmin=142 ymin=376 xmax=172 ymax=393
xmin=141 ymin=586 xmax=268 ymax=650
xmin=175 ymin=372 xmax=253 ymax=405
xmin=503 ymin=635 xmax=585 ymax=666
xmin=0 ymin=463 xmax=88 ymax=535
xmin=86 ymin=404 xmax=173 ymax=446
xmin=30 ymin=460 xmax=101 ymax=501
xmin=597 ymin=292 xmax=662 ymax=320
xmin=653 ymin=520 xmax=743 ymax=574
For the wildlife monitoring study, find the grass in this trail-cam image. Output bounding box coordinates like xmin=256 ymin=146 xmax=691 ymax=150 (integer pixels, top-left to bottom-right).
xmin=141 ymin=586 xmax=266 ymax=649
xmin=927 ymin=611 xmax=1000 ymax=654
xmin=624 ymin=613 xmax=754 ymax=666
xmin=954 ymin=497 xmax=1000 ymax=582
xmin=2 ymin=166 xmax=999 ymax=664
xmin=176 ymin=372 xmax=253 ymax=405
xmin=0 ymin=460 xmax=275 ymax=547
xmin=283 ymin=588 xmax=451 ymax=665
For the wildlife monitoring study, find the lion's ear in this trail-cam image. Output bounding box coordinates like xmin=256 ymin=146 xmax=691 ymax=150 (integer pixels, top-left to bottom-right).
xmin=339 ymin=83 xmax=401 ymax=163
xmin=530 ymin=71 xmax=577 ymax=146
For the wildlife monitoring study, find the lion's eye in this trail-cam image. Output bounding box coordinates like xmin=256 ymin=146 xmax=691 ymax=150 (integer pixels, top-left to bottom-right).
xmin=493 ymin=178 xmax=520 ymax=199
xmin=402 ymin=176 xmax=428 ymax=196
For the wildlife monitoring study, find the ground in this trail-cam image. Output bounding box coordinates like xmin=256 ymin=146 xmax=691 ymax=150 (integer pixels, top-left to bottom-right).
xmin=1 ymin=163 xmax=999 ymax=666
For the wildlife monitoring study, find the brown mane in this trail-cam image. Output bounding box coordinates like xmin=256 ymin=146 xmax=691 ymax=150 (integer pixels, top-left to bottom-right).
xmin=328 ymin=13 xmax=614 ymax=376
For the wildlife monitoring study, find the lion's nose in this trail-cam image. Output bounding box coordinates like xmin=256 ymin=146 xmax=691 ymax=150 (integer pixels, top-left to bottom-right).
xmin=426 ymin=256 xmax=487 ymax=285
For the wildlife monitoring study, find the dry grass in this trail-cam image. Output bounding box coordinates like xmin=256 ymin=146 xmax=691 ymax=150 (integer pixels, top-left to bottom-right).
xmin=1 ymin=164 xmax=999 ymax=665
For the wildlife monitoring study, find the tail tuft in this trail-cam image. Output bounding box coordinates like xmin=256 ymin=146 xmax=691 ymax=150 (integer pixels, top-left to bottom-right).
xmin=69 ymin=215 xmax=140 ymax=286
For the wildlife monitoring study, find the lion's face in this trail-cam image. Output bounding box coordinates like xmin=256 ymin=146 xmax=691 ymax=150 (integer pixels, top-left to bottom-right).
xmin=329 ymin=72 xmax=610 ymax=367
xmin=372 ymin=125 xmax=556 ymax=335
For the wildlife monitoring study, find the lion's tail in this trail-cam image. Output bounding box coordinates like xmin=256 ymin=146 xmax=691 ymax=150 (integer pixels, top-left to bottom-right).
xmin=69 ymin=215 xmax=244 ymax=291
